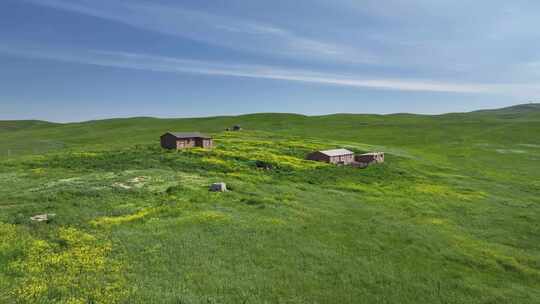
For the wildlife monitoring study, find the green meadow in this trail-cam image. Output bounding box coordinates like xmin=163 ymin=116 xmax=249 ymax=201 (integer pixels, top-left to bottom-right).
xmin=1 ymin=104 xmax=539 ymax=303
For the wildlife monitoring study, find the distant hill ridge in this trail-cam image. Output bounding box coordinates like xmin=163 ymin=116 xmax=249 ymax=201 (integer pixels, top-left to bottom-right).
xmin=0 ymin=120 xmax=57 ymax=132
xmin=1 ymin=103 xmax=539 ymax=125
xmin=472 ymin=103 xmax=540 ymax=114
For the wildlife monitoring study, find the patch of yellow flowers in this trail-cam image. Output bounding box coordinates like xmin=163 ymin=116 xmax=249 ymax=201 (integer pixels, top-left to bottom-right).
xmin=1 ymin=223 xmax=126 ymax=303
xmin=91 ymin=208 xmax=154 ymax=226
xmin=415 ymin=183 xmax=487 ymax=201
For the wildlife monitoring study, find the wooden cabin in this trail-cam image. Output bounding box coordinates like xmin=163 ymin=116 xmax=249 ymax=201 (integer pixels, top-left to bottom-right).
xmin=306 ymin=149 xmax=355 ymax=165
xmin=355 ymin=152 xmax=385 ymax=164
xmin=160 ymin=132 xmax=213 ymax=150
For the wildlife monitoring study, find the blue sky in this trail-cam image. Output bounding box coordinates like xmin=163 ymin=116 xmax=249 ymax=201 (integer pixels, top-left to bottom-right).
xmin=1 ymin=0 xmax=539 ymax=122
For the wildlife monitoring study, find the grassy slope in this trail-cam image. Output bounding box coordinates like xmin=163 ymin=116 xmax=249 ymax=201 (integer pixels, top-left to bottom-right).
xmin=1 ymin=105 xmax=539 ymax=303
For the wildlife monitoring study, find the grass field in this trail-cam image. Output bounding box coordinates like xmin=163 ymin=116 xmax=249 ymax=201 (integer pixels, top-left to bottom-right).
xmin=1 ymin=104 xmax=539 ymax=303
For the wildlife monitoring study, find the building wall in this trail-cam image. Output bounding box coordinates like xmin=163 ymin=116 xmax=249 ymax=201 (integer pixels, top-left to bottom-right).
xmin=204 ymin=139 xmax=213 ymax=148
xmin=196 ymin=138 xmax=213 ymax=148
xmin=355 ymin=153 xmax=384 ymax=164
xmin=160 ymin=134 xmax=178 ymax=149
xmin=307 ymin=152 xmax=354 ymax=164
xmin=161 ymin=134 xmax=213 ymax=150
xmin=177 ymin=138 xmax=196 ymax=149
xmin=329 ymin=154 xmax=354 ymax=165
xmin=306 ymin=152 xmax=331 ymax=163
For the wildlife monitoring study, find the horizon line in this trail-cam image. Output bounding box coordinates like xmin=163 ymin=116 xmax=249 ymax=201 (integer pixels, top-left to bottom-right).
xmin=1 ymin=102 xmax=536 ymax=124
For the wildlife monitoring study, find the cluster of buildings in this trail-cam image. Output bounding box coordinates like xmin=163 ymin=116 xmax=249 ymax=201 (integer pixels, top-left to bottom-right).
xmin=306 ymin=149 xmax=384 ymax=166
xmin=160 ymin=132 xmax=384 ymax=167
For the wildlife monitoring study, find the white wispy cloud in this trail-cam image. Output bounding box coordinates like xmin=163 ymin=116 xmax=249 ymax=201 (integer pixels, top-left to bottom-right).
xmin=23 ymin=0 xmax=375 ymax=63
xmin=3 ymin=43 xmax=537 ymax=96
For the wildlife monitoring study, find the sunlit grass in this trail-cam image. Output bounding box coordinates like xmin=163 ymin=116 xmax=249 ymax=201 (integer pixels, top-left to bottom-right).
xmin=2 ymin=224 xmax=126 ymax=303
xmin=1 ymin=113 xmax=540 ymax=303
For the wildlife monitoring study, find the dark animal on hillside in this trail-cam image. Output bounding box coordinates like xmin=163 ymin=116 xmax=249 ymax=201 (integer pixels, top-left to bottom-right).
xmin=255 ymin=160 xmax=274 ymax=170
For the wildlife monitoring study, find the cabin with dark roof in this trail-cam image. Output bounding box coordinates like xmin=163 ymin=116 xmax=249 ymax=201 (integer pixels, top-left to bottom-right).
xmin=306 ymin=149 xmax=355 ymax=165
xmin=160 ymin=132 xmax=213 ymax=150
xmin=355 ymin=152 xmax=384 ymax=165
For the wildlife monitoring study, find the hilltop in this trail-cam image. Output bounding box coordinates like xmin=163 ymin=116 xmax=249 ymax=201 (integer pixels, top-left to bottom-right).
xmin=0 ymin=104 xmax=539 ymax=303
xmin=472 ymin=103 xmax=540 ymax=114
xmin=0 ymin=120 xmax=57 ymax=132
xmin=460 ymin=103 xmax=539 ymax=120
xmin=1 ymin=103 xmax=539 ymax=159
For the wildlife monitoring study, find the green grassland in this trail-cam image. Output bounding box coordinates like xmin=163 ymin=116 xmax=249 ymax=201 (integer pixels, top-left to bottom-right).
xmin=1 ymin=104 xmax=539 ymax=303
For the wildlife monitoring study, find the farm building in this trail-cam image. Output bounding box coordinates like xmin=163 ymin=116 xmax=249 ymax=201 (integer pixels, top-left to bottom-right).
xmin=160 ymin=132 xmax=213 ymax=150
xmin=306 ymin=149 xmax=355 ymax=165
xmin=355 ymin=152 xmax=385 ymax=164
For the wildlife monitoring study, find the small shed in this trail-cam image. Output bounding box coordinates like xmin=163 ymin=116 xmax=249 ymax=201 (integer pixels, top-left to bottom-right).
xmin=160 ymin=132 xmax=213 ymax=150
xmin=306 ymin=149 xmax=355 ymax=165
xmin=355 ymin=152 xmax=385 ymax=164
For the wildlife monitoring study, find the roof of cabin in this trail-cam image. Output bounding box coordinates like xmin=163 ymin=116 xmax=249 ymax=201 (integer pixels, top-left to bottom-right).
xmin=318 ymin=149 xmax=354 ymax=157
xmin=163 ymin=132 xmax=212 ymax=139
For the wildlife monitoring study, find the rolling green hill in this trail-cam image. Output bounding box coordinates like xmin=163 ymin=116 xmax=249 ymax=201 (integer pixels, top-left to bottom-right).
xmin=472 ymin=103 xmax=540 ymax=114
xmin=1 ymin=104 xmax=539 ymax=303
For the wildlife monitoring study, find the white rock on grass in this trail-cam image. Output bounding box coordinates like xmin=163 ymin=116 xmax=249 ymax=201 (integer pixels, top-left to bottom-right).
xmin=30 ymin=213 xmax=56 ymax=222
xmin=210 ymin=182 xmax=227 ymax=192
xmin=113 ymin=182 xmax=132 ymax=189
xmin=129 ymin=176 xmax=147 ymax=183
